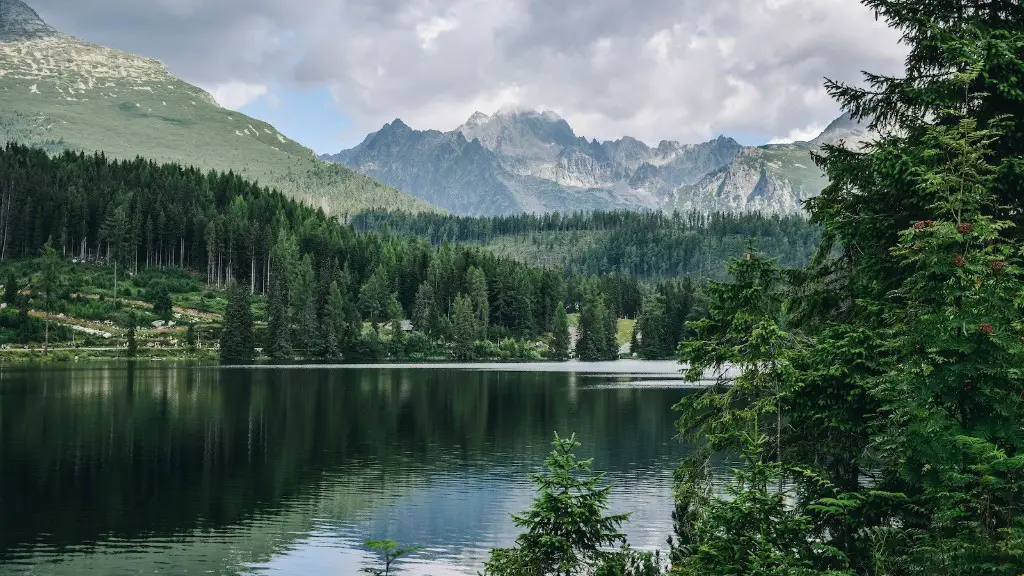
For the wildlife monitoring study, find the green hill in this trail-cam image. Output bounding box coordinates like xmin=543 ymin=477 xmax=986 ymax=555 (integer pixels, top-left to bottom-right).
xmin=0 ymin=0 xmax=435 ymax=215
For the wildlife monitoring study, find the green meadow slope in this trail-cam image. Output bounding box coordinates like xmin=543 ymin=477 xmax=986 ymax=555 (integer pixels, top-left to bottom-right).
xmin=0 ymin=5 xmax=435 ymax=215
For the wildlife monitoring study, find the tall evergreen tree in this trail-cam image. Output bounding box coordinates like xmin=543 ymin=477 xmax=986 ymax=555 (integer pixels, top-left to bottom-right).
xmin=636 ymin=292 xmax=671 ymax=359
xmin=4 ymin=270 xmax=18 ymax=305
xmin=39 ymin=237 xmax=61 ymax=352
xmin=602 ymin=308 xmax=618 ymax=360
xmin=412 ymin=281 xmax=441 ymax=336
xmin=466 ymin=266 xmax=490 ymax=339
xmin=126 ymin=312 xmax=138 ymax=357
xmin=550 ymin=301 xmax=571 ymax=361
xmin=265 ymin=231 xmax=297 ymax=360
xmin=575 ymin=281 xmax=609 ymax=362
xmin=451 ymin=294 xmax=477 ymax=361
xmin=220 ymin=282 xmax=255 ymax=363
xmin=290 ymin=254 xmax=316 ymax=356
xmin=673 ymin=3 xmax=1024 ymax=574
xmin=321 ymin=280 xmax=345 ymax=359
xmin=359 ymin=268 xmax=398 ymax=328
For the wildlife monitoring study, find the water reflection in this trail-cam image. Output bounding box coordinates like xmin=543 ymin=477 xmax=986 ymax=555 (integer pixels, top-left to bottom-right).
xmin=0 ymin=362 xmax=691 ymax=575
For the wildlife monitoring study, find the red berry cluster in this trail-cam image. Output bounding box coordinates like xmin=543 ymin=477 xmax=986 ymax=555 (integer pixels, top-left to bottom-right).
xmin=913 ymin=220 xmax=935 ymax=231
xmin=979 ymin=323 xmax=995 ymax=335
xmin=958 ymin=222 xmax=974 ymax=234
xmin=992 ymin=261 xmax=1007 ymax=272
xmin=953 ymin=254 xmax=966 ymax=268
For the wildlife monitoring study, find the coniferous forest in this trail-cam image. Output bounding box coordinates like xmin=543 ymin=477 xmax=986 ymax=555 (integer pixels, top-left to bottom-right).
xmin=0 ymin=143 xmax=708 ymax=361
xmin=353 ymin=209 xmax=822 ymax=278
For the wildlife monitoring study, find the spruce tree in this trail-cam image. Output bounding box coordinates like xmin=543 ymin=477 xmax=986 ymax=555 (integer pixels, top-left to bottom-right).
xmin=451 ymin=294 xmax=477 ymax=361
xmin=359 ymin=268 xmax=398 ymax=327
xmin=290 ymin=254 xmax=316 ymax=356
xmin=321 ymin=280 xmax=345 ymax=359
xmin=575 ymin=282 xmax=609 ymax=362
xmin=4 ymin=271 xmax=18 ymax=305
xmin=412 ymin=281 xmax=441 ymax=336
xmin=467 ymin=266 xmax=490 ymax=339
xmin=39 ymin=237 xmax=61 ymax=352
xmin=265 ymin=231 xmax=296 ymax=360
xmin=673 ymin=2 xmax=1024 ymax=574
xmin=220 ymin=282 xmax=255 ymax=363
xmin=636 ymin=292 xmax=670 ymax=359
xmin=602 ymin=309 xmax=618 ymax=361
xmin=483 ymin=433 xmax=629 ymax=576
xmin=550 ymin=301 xmax=571 ymax=361
xmin=126 ymin=313 xmax=138 ymax=357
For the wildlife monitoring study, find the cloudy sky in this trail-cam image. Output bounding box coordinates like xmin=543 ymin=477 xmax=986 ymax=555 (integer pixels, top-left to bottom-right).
xmin=30 ymin=0 xmax=908 ymax=154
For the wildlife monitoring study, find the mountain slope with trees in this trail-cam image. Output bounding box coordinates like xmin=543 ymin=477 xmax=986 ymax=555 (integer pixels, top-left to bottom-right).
xmin=0 ymin=0 xmax=433 ymax=216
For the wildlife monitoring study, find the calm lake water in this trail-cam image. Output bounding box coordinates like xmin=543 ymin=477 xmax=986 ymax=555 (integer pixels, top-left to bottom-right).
xmin=0 ymin=361 xmax=695 ymax=575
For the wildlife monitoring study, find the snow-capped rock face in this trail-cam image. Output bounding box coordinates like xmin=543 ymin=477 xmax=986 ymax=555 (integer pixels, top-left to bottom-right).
xmin=325 ymin=108 xmax=873 ymax=216
xmin=0 ymin=0 xmax=56 ymax=42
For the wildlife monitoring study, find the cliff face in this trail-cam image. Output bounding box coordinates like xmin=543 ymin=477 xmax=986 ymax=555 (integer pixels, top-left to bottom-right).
xmin=326 ymin=108 xmax=871 ymax=216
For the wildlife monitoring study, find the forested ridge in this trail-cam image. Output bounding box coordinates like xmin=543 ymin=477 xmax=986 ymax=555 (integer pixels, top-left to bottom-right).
xmin=0 ymin=143 xmax=699 ymax=361
xmin=352 ymin=209 xmax=822 ymax=278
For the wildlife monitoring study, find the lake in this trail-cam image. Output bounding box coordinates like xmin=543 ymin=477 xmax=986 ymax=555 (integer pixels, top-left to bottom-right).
xmin=0 ymin=361 xmax=696 ymax=575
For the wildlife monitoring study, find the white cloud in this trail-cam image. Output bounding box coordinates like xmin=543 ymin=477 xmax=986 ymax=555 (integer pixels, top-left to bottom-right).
xmin=769 ymin=122 xmax=828 ymax=144
xmin=34 ymin=0 xmax=910 ymax=148
xmin=416 ymin=16 xmax=460 ymax=51
xmin=207 ymin=81 xmax=268 ymax=110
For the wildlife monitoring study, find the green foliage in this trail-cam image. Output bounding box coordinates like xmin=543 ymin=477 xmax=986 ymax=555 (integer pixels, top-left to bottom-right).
xmin=359 ymin=268 xmax=398 ymax=327
xmin=360 ymin=539 xmax=423 ymax=576
xmin=219 ymin=283 xmax=254 ymax=364
xmin=484 ymin=432 xmax=630 ymax=576
xmin=147 ymin=283 xmax=173 ymax=320
xmin=4 ymin=270 xmax=18 ymax=305
xmin=451 ymin=294 xmax=478 ymax=361
xmin=290 ymin=255 xmax=316 ymax=353
xmin=0 ymin=36 xmax=434 ymax=217
xmin=575 ymin=281 xmax=617 ymax=361
xmin=126 ymin=313 xmax=138 ymax=357
xmin=550 ymin=302 xmax=571 ymax=361
xmin=354 ymin=209 xmax=822 ymax=280
xmin=672 ymin=4 xmax=1024 ymax=575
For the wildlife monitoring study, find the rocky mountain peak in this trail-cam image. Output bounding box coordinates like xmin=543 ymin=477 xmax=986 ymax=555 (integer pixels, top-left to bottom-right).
xmin=809 ymin=111 xmax=875 ymax=148
xmin=0 ymin=0 xmax=56 ymax=42
xmin=463 ymin=111 xmax=490 ymax=129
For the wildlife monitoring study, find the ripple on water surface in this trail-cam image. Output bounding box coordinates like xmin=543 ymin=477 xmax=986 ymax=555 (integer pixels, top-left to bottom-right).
xmin=0 ymin=361 xmax=703 ymax=575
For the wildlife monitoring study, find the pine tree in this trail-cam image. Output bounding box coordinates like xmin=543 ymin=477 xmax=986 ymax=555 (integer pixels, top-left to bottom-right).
xmin=39 ymin=237 xmax=61 ymax=352
xmin=412 ymin=281 xmax=440 ymax=336
xmin=290 ymin=254 xmax=316 ymax=356
xmin=265 ymin=231 xmax=296 ymax=360
xmin=126 ymin=312 xmax=138 ymax=357
xmin=359 ymin=268 xmax=397 ymax=327
xmin=575 ymin=282 xmax=609 ymax=362
xmin=4 ymin=270 xmax=18 ymax=305
xmin=636 ymin=292 xmax=671 ymax=359
xmin=550 ymin=301 xmax=570 ymax=361
xmin=673 ymin=2 xmax=1024 ymax=574
xmin=602 ymin=309 xmax=618 ymax=361
xmin=148 ymin=282 xmax=172 ymax=320
xmin=321 ymin=280 xmax=345 ymax=359
xmin=220 ymin=282 xmax=255 ymax=363
xmin=467 ymin=266 xmax=490 ymax=339
xmin=483 ymin=433 xmax=629 ymax=576
xmin=451 ymin=294 xmax=477 ymax=361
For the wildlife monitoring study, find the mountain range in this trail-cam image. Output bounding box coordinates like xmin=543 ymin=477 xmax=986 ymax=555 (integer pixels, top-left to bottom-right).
xmin=324 ymin=108 xmax=874 ymax=216
xmin=0 ymin=0 xmax=433 ymax=215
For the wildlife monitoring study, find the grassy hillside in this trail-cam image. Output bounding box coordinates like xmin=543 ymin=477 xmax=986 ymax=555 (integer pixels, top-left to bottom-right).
xmin=0 ymin=35 xmax=435 ymax=215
